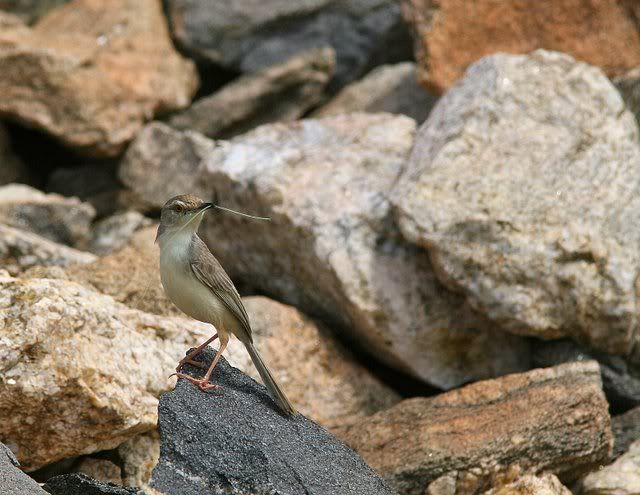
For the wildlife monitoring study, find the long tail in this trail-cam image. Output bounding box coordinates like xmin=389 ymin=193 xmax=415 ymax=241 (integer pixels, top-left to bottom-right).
xmin=245 ymin=342 xmax=296 ymax=415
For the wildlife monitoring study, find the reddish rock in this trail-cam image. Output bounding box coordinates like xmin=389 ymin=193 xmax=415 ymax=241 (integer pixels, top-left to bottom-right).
xmin=402 ymin=0 xmax=640 ymax=93
xmin=337 ymin=362 xmax=612 ymax=495
xmin=0 ymin=0 xmax=198 ymax=156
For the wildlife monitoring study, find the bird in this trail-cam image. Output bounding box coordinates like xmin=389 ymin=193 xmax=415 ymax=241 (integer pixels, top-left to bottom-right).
xmin=156 ymin=194 xmax=296 ymax=415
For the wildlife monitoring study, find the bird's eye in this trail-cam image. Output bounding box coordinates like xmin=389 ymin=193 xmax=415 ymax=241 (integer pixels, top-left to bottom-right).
xmin=175 ymin=204 xmax=184 ymax=213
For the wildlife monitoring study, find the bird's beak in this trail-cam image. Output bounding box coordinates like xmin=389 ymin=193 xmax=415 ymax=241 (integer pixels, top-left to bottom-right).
xmin=199 ymin=203 xmax=214 ymax=212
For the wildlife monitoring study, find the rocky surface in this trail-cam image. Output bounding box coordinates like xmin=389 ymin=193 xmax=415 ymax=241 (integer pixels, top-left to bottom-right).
xmin=87 ymin=211 xmax=151 ymax=256
xmin=313 ymin=62 xmax=436 ymax=123
xmin=612 ymin=406 xmax=640 ymax=458
xmin=338 ymin=362 xmax=612 ymax=495
xmin=150 ymin=349 xmax=397 ymax=495
xmin=0 ymin=0 xmax=197 ymax=156
xmin=0 ymin=0 xmax=71 ymax=24
xmin=74 ymin=458 xmax=122 ymax=486
xmin=0 ymin=441 xmax=48 ymax=495
xmin=0 ymin=184 xmax=95 ymax=246
xmin=402 ymin=0 xmax=640 ymax=92
xmin=43 ymin=474 xmax=145 ymax=495
xmin=0 ymin=223 xmax=96 ymax=273
xmin=166 ymin=0 xmax=412 ymax=91
xmin=0 ymin=273 xmax=213 ymax=470
xmin=0 ymin=123 xmax=29 ymax=186
xmin=483 ymin=473 xmax=571 ymax=495
xmin=393 ymin=50 xmax=640 ymax=357
xmin=118 ymin=431 xmax=159 ymax=489
xmin=169 ymin=47 xmax=335 ymax=139
xmin=120 ymin=118 xmax=530 ymax=389
xmin=580 ymin=439 xmax=640 ymax=494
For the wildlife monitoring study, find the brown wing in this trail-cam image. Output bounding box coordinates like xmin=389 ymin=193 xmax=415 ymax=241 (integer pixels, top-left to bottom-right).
xmin=189 ymin=235 xmax=253 ymax=343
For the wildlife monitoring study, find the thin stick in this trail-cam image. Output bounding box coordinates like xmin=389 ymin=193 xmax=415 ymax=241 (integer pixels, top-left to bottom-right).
xmin=214 ymin=205 xmax=271 ymax=221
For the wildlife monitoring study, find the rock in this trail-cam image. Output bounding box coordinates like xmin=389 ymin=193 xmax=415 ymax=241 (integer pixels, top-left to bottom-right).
xmin=612 ymin=407 xmax=640 ymax=458
xmin=533 ymin=340 xmax=640 ymax=413
xmin=118 ymin=124 xmax=216 ymax=211
xmin=393 ymin=50 xmax=640 ymax=357
xmin=0 ymin=0 xmax=71 ymax=24
xmin=168 ymin=47 xmax=335 ymax=139
xmin=337 ymin=362 xmax=612 ymax=495
xmin=0 ymin=274 xmax=213 ymax=470
xmin=74 ymin=458 xmax=122 ymax=486
xmin=0 ymin=123 xmax=30 ymax=186
xmin=483 ymin=473 xmax=571 ymax=495
xmin=0 ymin=0 xmax=198 ymax=157
xmin=226 ymin=297 xmax=401 ymax=429
xmin=580 ymin=439 xmax=640 ymax=495
xmin=118 ymin=431 xmax=159 ymax=489
xmin=0 ymin=184 xmax=95 ymax=246
xmin=166 ymin=0 xmax=412 ymax=91
xmin=614 ymin=66 xmax=640 ymax=130
xmin=43 ymin=474 xmax=145 ymax=495
xmin=87 ymin=211 xmax=151 ymax=256
xmin=402 ymin=0 xmax=640 ymax=93
xmin=0 ymin=223 xmax=96 ymax=274
xmin=313 ymin=62 xmax=436 ymax=123
xmin=0 ymin=441 xmax=48 ymax=495
xmin=149 ymin=349 xmax=397 ymax=495
xmin=119 ymin=118 xmax=530 ymax=389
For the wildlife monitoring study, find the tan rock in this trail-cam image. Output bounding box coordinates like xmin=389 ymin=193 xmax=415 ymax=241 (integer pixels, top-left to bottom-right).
xmin=483 ymin=473 xmax=571 ymax=495
xmin=118 ymin=430 xmax=160 ymax=488
xmin=120 ymin=118 xmax=530 ymax=390
xmin=0 ymin=184 xmax=95 ymax=246
xmin=402 ymin=0 xmax=640 ymax=92
xmin=87 ymin=211 xmax=152 ymax=256
xmin=74 ymin=457 xmax=122 ymax=485
xmin=0 ymin=0 xmax=198 ymax=157
xmin=337 ymin=362 xmax=612 ymax=495
xmin=168 ymin=47 xmax=335 ymax=139
xmin=313 ymin=62 xmax=436 ymax=123
xmin=0 ymin=223 xmax=96 ymax=274
xmin=393 ymin=50 xmax=640 ymax=356
xmin=0 ymin=274 xmax=212 ymax=470
xmin=580 ymin=439 xmax=640 ymax=494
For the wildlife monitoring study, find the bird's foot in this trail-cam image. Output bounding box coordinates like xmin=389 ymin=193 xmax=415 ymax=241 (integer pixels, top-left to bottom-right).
xmin=175 ymin=358 xmax=207 ymax=372
xmin=175 ymin=373 xmax=222 ymax=391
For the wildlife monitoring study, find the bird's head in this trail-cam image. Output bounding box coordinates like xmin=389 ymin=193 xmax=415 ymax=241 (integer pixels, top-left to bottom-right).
xmin=156 ymin=194 xmax=212 ymax=243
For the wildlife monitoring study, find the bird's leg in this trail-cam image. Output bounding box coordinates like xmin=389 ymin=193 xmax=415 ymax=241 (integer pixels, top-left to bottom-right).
xmin=176 ymin=339 xmax=228 ymax=392
xmin=175 ymin=333 xmax=218 ymax=372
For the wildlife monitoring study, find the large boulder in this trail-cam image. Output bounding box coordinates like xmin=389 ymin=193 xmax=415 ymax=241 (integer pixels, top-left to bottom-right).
xmin=168 ymin=47 xmax=335 ymax=139
xmin=338 ymin=362 xmax=612 ymax=495
xmin=402 ymin=0 xmax=640 ymax=92
xmin=393 ymin=50 xmax=640 ymax=357
xmin=0 ymin=0 xmax=198 ymax=157
xmin=149 ymin=349 xmax=397 ymax=495
xmin=120 ymin=118 xmax=530 ymax=389
xmin=165 ymin=0 xmax=412 ymax=91
xmin=0 ymin=274 xmax=212 ymax=470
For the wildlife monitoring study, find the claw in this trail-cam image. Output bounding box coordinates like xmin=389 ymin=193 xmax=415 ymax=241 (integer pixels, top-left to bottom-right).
xmin=175 ymin=373 xmax=222 ymax=392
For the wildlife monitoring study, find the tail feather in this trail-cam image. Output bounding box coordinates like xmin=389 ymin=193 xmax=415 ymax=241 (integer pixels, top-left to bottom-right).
xmin=245 ymin=342 xmax=296 ymax=415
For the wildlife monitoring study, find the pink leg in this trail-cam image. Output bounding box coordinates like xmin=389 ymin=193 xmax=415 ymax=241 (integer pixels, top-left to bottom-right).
xmin=176 ymin=339 xmax=228 ymax=392
xmin=175 ymin=333 xmax=218 ymax=372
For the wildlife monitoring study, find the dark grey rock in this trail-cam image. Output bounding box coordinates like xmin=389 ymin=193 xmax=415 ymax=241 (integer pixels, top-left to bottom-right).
xmin=42 ymin=474 xmax=144 ymax=495
xmin=0 ymin=442 xmax=47 ymax=494
xmin=166 ymin=0 xmax=412 ymax=91
xmin=533 ymin=339 xmax=640 ymax=413
xmin=612 ymin=406 xmax=640 ymax=458
xmin=149 ymin=348 xmax=397 ymax=495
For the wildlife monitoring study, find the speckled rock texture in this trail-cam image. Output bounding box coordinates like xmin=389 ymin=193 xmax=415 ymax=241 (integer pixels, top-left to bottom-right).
xmin=393 ymin=50 xmax=640 ymax=357
xmin=149 ymin=348 xmax=397 ymax=495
